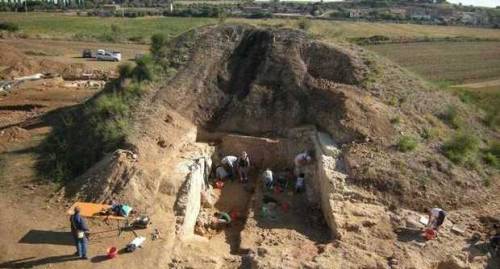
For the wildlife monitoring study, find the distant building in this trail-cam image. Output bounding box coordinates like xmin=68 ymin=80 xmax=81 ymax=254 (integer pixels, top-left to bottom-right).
xmin=102 ymin=4 xmax=121 ymax=12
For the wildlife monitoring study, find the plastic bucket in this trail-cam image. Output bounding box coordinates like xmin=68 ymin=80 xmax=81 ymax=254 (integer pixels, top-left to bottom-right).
xmin=215 ymin=181 xmax=224 ymax=189
xmin=423 ymin=228 xmax=436 ymax=240
xmin=230 ymin=209 xmax=239 ymax=221
xmin=107 ymin=247 xmax=118 ymax=259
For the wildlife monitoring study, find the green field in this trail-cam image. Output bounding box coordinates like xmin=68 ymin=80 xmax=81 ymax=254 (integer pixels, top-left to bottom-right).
xmin=0 ymin=13 xmax=216 ymax=42
xmin=366 ymin=41 xmax=500 ymax=84
xmin=3 ymin=12 xmax=500 ymax=43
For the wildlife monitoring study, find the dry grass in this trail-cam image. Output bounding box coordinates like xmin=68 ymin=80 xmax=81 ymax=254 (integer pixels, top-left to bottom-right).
xmin=366 ymin=41 xmax=500 ymax=84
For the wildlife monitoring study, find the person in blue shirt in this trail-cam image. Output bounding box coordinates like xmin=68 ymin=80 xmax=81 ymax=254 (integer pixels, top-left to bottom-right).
xmin=70 ymin=206 xmax=89 ymax=259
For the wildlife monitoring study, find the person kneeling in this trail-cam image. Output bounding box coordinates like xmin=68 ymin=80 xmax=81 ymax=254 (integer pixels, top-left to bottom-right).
xmin=295 ymin=173 xmax=305 ymax=193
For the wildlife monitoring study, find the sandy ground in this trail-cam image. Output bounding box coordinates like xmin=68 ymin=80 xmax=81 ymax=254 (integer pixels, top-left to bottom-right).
xmin=0 ymin=39 xmax=163 ymax=268
xmin=0 ymin=38 xmax=148 ymax=72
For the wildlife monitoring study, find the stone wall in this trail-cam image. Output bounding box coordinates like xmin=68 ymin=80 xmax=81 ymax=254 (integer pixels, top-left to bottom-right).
xmin=219 ymin=134 xmax=290 ymax=170
xmin=175 ymin=157 xmax=212 ymax=239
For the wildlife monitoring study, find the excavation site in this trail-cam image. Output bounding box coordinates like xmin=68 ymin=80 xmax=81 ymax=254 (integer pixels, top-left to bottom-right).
xmin=2 ymin=24 xmax=498 ymax=269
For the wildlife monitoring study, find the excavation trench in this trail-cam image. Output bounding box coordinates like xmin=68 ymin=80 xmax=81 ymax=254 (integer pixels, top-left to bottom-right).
xmin=175 ymin=126 xmax=346 ymax=260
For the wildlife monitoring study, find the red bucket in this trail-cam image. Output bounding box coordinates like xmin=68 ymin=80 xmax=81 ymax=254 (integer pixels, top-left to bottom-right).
xmin=423 ymin=228 xmax=436 ymax=240
xmin=107 ymin=247 xmax=118 ymax=259
xmin=230 ymin=209 xmax=239 ymax=221
xmin=215 ymin=181 xmax=224 ymax=189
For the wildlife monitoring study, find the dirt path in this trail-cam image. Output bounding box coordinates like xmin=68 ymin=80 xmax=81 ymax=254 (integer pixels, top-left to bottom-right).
xmin=453 ymin=78 xmax=500 ymax=90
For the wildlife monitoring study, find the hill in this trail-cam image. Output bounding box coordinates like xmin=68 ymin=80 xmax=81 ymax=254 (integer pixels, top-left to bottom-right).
xmin=35 ymin=24 xmax=499 ymax=268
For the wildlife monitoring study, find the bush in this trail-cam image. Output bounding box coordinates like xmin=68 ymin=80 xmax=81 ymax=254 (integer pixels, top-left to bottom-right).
xmin=483 ymin=141 xmax=500 ymax=169
xmin=397 ymin=136 xmax=418 ymax=152
xmin=0 ymin=21 xmax=19 ymax=32
xmin=118 ymin=63 xmax=134 ymax=81
xmin=438 ymin=105 xmax=462 ymax=129
xmin=133 ymin=55 xmax=155 ymax=82
xmin=151 ymin=33 xmax=167 ymax=60
xmin=442 ymin=132 xmax=479 ymax=164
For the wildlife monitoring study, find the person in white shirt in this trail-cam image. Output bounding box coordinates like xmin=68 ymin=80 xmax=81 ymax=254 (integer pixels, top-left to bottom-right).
xmin=221 ymin=155 xmax=238 ymax=180
xmin=294 ymin=151 xmax=312 ymax=176
xmin=295 ymin=173 xmax=305 ymax=193
xmin=262 ymin=168 xmax=274 ymax=189
xmin=215 ymin=166 xmax=229 ymax=181
xmin=427 ymin=207 xmax=447 ymax=231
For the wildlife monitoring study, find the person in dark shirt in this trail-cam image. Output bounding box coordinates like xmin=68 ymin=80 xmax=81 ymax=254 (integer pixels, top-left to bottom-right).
xmin=237 ymin=151 xmax=250 ymax=183
xmin=70 ymin=206 xmax=89 ymax=259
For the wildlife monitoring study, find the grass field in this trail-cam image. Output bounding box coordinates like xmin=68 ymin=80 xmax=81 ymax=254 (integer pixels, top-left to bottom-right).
xmin=0 ymin=13 xmax=216 ymax=42
xmin=3 ymin=12 xmax=500 ymax=43
xmin=366 ymin=41 xmax=500 ymax=84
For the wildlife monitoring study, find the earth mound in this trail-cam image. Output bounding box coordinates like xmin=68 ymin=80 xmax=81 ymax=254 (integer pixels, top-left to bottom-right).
xmin=51 ymin=25 xmax=497 ymax=268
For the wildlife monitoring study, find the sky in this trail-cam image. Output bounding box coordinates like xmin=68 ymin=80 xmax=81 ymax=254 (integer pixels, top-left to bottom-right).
xmin=447 ymin=0 xmax=499 ymax=7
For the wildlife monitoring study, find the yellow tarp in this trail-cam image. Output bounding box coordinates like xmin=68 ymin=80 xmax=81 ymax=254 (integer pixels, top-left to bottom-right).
xmin=66 ymin=202 xmax=126 ymax=220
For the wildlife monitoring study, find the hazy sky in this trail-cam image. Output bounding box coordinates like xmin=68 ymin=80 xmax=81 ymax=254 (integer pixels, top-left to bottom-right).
xmin=447 ymin=0 xmax=499 ymax=7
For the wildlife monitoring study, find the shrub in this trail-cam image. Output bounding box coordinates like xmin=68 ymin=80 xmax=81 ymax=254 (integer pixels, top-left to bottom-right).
xmin=438 ymin=105 xmax=462 ymax=129
xmin=118 ymin=63 xmax=134 ymax=80
xmin=483 ymin=141 xmax=500 ymax=169
xmin=0 ymin=21 xmax=19 ymax=32
xmin=442 ymin=132 xmax=479 ymax=164
xmin=397 ymin=136 xmax=418 ymax=152
xmin=151 ymin=33 xmax=167 ymax=60
xmin=133 ymin=55 xmax=155 ymax=82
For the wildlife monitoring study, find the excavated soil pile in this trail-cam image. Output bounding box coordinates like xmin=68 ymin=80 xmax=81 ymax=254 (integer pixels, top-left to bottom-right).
xmin=65 ymin=25 xmax=498 ymax=268
xmin=0 ymin=43 xmax=105 ymax=80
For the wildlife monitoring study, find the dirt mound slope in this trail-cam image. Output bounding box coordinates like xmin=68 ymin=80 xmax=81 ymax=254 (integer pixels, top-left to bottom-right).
xmin=58 ymin=24 xmax=497 ymax=268
xmin=0 ymin=43 xmax=89 ymax=80
xmin=78 ymin=24 xmax=489 ymax=210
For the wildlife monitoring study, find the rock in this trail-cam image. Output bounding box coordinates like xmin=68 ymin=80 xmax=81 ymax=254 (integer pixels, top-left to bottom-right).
xmin=158 ymin=138 xmax=168 ymax=148
xmin=436 ymin=255 xmax=471 ymax=269
xmin=362 ymin=220 xmax=377 ymax=227
xmin=451 ymin=225 xmax=466 ymax=235
xmin=257 ymin=247 xmax=268 ymax=257
xmin=405 ymin=216 xmax=425 ymax=229
xmin=345 ymin=223 xmax=360 ymax=232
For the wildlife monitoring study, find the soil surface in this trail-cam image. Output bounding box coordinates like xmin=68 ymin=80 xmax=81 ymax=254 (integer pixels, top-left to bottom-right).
xmin=0 ymin=25 xmax=498 ymax=269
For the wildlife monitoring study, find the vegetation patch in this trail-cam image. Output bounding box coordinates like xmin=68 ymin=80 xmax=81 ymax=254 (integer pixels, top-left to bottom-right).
xmin=442 ymin=132 xmax=479 ymax=165
xmin=438 ymin=105 xmax=463 ymax=129
xmin=483 ymin=141 xmax=500 ymax=170
xmin=37 ymin=36 xmax=176 ymax=182
xmin=397 ymin=135 xmax=418 ymax=152
xmin=0 ymin=21 xmax=19 ymax=32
